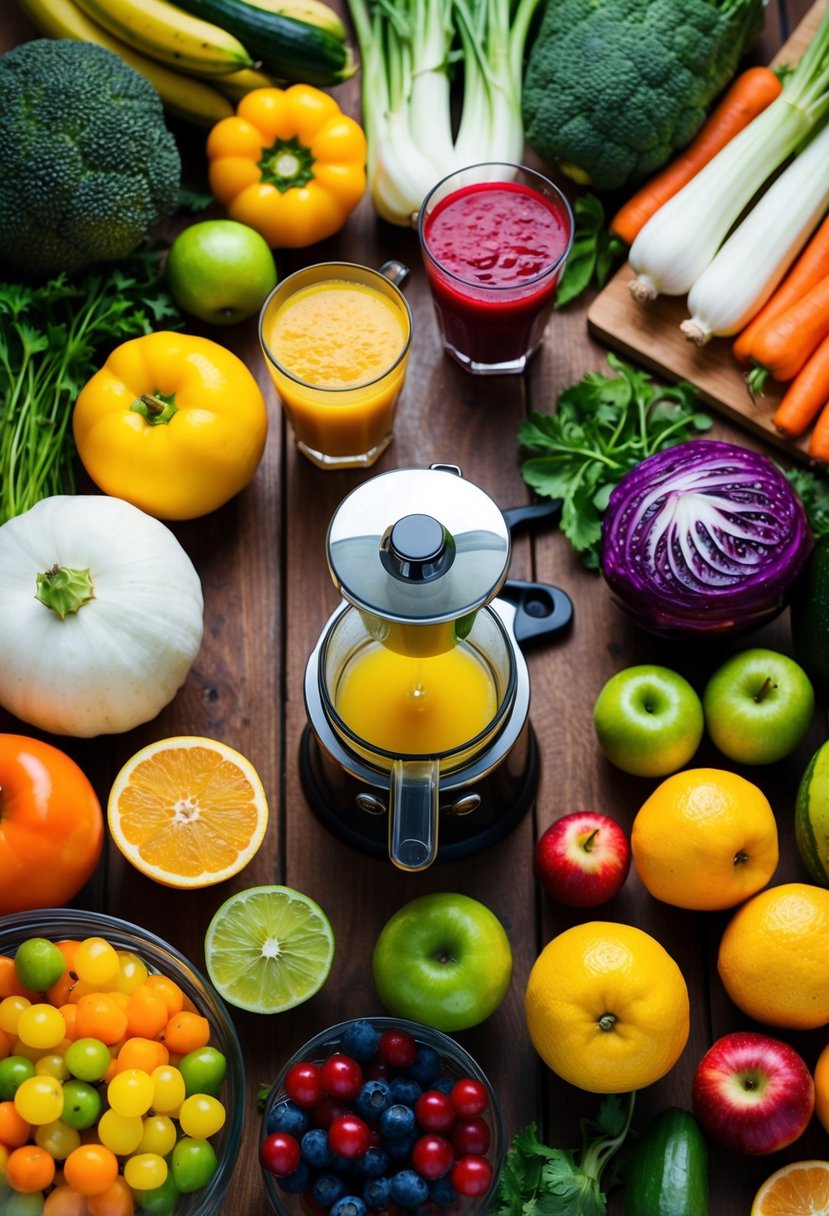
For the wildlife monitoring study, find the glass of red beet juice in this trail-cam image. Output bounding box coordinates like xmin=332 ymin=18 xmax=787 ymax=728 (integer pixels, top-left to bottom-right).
xmin=417 ymin=162 xmax=574 ymax=375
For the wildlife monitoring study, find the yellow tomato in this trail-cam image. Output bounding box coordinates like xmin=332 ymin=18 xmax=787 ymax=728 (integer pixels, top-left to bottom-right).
xmin=524 ymin=921 xmax=690 ymax=1093
xmin=73 ymin=331 xmax=268 ymax=520
xmin=206 ymin=85 xmax=366 ymax=248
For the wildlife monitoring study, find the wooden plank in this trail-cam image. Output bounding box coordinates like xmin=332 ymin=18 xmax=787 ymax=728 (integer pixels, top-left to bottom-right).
xmin=587 ymin=0 xmax=828 ymax=466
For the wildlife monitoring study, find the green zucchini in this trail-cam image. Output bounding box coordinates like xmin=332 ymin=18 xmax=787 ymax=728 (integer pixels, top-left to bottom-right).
xmin=170 ymin=0 xmax=356 ymax=86
xmin=623 ymin=1107 xmax=708 ymax=1216
xmin=791 ymin=534 xmax=829 ymax=704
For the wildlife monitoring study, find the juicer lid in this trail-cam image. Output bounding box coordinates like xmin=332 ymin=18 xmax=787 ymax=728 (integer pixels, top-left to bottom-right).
xmin=326 ymin=466 xmax=511 ymax=624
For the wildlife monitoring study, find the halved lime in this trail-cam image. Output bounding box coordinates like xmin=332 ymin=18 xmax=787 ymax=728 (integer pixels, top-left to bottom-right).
xmin=204 ymin=885 xmax=335 ymax=1014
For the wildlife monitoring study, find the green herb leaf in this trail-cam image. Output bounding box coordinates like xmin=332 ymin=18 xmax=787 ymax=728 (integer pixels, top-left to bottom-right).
xmin=555 ymin=195 xmax=627 ymax=309
xmin=781 ymin=463 xmax=829 ymax=538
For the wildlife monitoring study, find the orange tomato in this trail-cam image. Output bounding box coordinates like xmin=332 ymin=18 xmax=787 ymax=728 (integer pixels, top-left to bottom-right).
xmin=0 ymin=735 xmax=103 ymax=914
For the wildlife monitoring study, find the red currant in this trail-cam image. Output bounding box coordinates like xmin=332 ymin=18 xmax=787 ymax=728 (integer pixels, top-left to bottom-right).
xmin=414 ymin=1090 xmax=456 ymax=1133
xmin=259 ymin=1131 xmax=301 ymax=1177
xmin=452 ymin=1117 xmax=490 ymax=1156
xmin=321 ymin=1053 xmax=363 ymax=1100
xmin=378 ymin=1029 xmax=417 ymax=1069
xmin=328 ymin=1113 xmax=371 ymax=1159
xmin=449 ymin=1078 xmax=488 ymax=1119
xmin=285 ymin=1061 xmax=325 ymax=1108
xmin=412 ymin=1134 xmax=454 ymax=1180
xmin=311 ymin=1096 xmax=349 ymax=1129
xmin=451 ymin=1155 xmax=493 ymax=1198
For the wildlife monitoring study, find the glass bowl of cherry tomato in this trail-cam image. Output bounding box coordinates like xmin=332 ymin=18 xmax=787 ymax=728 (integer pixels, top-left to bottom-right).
xmin=259 ymin=1016 xmax=505 ymax=1216
xmin=0 ymin=907 xmax=245 ymax=1215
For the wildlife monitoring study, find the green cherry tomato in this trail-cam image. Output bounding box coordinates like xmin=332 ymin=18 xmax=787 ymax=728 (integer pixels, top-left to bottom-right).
xmin=0 ymin=1054 xmax=36 ymax=1099
xmin=61 ymin=1079 xmax=103 ymax=1129
xmin=171 ymin=1137 xmax=219 ymax=1193
xmin=133 ymin=1172 xmax=181 ymax=1214
xmin=0 ymin=1189 xmax=45 ymax=1215
xmin=64 ymin=1037 xmax=111 ymax=1082
xmin=178 ymin=1047 xmax=227 ymax=1097
xmin=14 ymin=938 xmax=66 ymax=993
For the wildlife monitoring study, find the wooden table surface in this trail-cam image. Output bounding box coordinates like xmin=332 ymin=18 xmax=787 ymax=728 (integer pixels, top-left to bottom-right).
xmin=3 ymin=2 xmax=827 ymax=1212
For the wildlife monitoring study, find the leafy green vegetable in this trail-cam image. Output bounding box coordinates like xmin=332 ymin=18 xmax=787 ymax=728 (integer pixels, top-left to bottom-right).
xmin=781 ymin=463 xmax=829 ymax=539
xmin=0 ymin=247 xmax=181 ymax=524
xmin=494 ymin=1095 xmax=635 ymax=1216
xmin=518 ymin=355 xmax=713 ymax=569
xmin=555 ymin=195 xmax=626 ymax=308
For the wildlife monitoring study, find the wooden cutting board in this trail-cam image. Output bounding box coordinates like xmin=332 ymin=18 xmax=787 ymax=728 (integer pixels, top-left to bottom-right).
xmin=587 ymin=0 xmax=828 ymax=464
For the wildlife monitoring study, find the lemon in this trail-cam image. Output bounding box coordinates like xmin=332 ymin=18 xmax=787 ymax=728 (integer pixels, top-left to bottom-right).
xmin=204 ymin=886 xmax=335 ymax=1014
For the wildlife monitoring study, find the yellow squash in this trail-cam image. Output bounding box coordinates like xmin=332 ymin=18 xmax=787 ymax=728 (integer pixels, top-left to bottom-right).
xmin=73 ymin=331 xmax=268 ymax=520
xmin=206 ymin=84 xmax=366 ymax=248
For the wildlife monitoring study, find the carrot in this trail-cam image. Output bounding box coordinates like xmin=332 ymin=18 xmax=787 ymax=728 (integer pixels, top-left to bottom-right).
xmin=772 ymin=333 xmax=829 ymax=441
xmin=747 ymin=273 xmax=829 ymax=397
xmin=610 ymin=66 xmax=783 ymax=247
xmin=734 ymin=212 xmax=829 ymax=365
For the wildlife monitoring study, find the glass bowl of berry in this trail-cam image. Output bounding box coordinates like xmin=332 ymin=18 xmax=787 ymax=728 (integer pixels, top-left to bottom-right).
xmin=0 ymin=907 xmax=245 ymax=1215
xmin=259 ymin=1016 xmax=505 ymax=1216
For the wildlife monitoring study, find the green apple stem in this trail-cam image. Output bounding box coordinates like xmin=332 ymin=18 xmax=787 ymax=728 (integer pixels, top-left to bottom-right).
xmin=753 ymin=676 xmax=775 ymax=702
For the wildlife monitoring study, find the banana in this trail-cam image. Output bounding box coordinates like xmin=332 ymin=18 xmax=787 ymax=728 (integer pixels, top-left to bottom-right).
xmin=72 ymin=0 xmax=255 ymax=76
xmin=15 ymin=0 xmax=235 ymax=126
xmin=214 ymin=65 xmax=284 ymax=102
xmin=236 ymin=0 xmax=346 ymax=42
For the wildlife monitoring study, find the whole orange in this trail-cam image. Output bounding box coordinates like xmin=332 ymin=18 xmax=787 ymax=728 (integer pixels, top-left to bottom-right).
xmin=524 ymin=920 xmax=690 ymax=1093
xmin=718 ymin=882 xmax=829 ymax=1030
xmin=631 ymin=768 xmax=778 ymax=910
xmin=815 ymin=1040 xmax=829 ymax=1134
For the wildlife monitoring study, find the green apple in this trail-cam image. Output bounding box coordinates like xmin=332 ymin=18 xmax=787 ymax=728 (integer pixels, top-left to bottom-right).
xmin=371 ymin=892 xmax=512 ymax=1032
xmin=703 ymin=647 xmax=815 ymax=765
xmin=165 ymin=219 xmax=277 ymax=326
xmin=593 ymin=664 xmax=704 ymax=777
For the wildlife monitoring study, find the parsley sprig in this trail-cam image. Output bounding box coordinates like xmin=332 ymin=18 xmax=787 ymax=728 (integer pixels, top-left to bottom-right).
xmin=495 ymin=1095 xmax=635 ymax=1216
xmin=518 ymin=354 xmax=712 ymax=569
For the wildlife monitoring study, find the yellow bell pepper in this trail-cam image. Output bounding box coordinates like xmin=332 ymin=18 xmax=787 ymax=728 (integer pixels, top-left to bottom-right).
xmin=73 ymin=331 xmax=269 ymax=521
xmin=206 ymin=85 xmax=367 ymax=249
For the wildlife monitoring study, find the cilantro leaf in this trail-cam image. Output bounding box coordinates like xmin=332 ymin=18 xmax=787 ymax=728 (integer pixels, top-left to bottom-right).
xmin=554 ymin=195 xmax=627 ymax=309
xmin=781 ymin=463 xmax=829 ymax=538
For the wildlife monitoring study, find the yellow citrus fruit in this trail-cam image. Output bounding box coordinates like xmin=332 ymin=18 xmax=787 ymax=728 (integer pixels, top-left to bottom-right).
xmin=815 ymin=1041 xmax=829 ymax=1134
xmin=524 ymin=920 xmax=689 ymax=1093
xmin=108 ymin=736 xmax=269 ymax=888
xmin=718 ymin=883 xmax=829 ymax=1030
xmin=751 ymin=1160 xmax=829 ymax=1215
xmin=631 ymin=767 xmax=778 ymax=910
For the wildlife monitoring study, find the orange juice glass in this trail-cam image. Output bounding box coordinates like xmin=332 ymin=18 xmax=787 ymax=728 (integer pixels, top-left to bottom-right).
xmin=259 ymin=262 xmax=412 ymax=469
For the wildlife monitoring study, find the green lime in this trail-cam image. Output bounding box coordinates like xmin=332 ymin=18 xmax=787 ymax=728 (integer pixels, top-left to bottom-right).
xmin=14 ymin=938 xmax=65 ymax=993
xmin=795 ymin=739 xmax=829 ymax=884
xmin=204 ymin=885 xmax=335 ymax=1014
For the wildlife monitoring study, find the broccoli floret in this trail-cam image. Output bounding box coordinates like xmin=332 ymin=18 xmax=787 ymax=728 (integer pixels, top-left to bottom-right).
xmin=0 ymin=39 xmax=181 ymax=276
xmin=522 ymin=0 xmax=766 ymax=192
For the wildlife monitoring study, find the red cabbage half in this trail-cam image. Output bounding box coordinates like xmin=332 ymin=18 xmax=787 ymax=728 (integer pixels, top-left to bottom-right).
xmin=601 ymin=439 xmax=812 ymax=637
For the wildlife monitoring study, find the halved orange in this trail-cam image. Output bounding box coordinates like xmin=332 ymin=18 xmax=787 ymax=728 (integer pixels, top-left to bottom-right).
xmin=751 ymin=1160 xmax=829 ymax=1215
xmin=108 ymin=736 xmax=269 ymax=889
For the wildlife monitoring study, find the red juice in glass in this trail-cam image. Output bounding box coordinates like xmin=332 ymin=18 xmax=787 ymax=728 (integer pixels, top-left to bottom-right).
xmin=418 ymin=165 xmax=573 ymax=375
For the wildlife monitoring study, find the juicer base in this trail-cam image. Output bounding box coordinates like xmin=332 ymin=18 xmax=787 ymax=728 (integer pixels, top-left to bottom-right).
xmin=299 ymin=722 xmax=539 ymax=863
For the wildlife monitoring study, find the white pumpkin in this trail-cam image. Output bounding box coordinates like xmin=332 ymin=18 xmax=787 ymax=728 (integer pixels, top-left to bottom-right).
xmin=0 ymin=495 xmax=204 ymax=737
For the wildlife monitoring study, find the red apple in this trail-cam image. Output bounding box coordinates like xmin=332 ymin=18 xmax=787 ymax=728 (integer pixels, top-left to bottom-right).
xmin=692 ymin=1031 xmax=815 ymax=1155
xmin=533 ymin=812 xmax=631 ymax=908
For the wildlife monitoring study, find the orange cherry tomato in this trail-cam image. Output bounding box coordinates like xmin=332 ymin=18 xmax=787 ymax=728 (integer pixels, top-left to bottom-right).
xmin=0 ymin=735 xmax=103 ymax=914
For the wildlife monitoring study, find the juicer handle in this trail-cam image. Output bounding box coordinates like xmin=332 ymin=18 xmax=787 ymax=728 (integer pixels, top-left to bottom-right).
xmin=500 ymin=580 xmax=574 ymax=647
xmin=388 ymin=758 xmax=440 ymax=872
xmin=502 ymin=500 xmax=562 ymax=533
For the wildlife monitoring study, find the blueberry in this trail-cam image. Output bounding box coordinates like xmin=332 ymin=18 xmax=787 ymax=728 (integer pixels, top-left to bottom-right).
xmin=429 ymin=1175 xmax=458 ymax=1206
xmin=384 ymin=1133 xmax=417 ymax=1162
xmin=390 ymin=1169 xmax=429 ymax=1208
xmin=331 ymin=1197 xmax=367 ymax=1216
xmin=389 ymin=1076 xmax=422 ymax=1105
xmin=341 ymin=1020 xmax=381 ymax=1063
xmin=301 ymin=1128 xmax=333 ymax=1168
xmin=330 ymin=1153 xmax=357 ymax=1175
xmin=407 ymin=1046 xmax=441 ymax=1088
xmin=313 ymin=1173 xmax=348 ymax=1208
xmin=380 ymin=1103 xmax=416 ymax=1139
xmin=276 ymin=1161 xmax=310 ymax=1194
xmin=362 ymin=1175 xmax=393 ymax=1208
xmin=430 ymin=1075 xmax=455 ymax=1096
xmin=354 ymin=1146 xmax=388 ymax=1178
xmin=356 ymin=1077 xmax=392 ymax=1120
xmin=267 ymin=1099 xmax=311 ymax=1137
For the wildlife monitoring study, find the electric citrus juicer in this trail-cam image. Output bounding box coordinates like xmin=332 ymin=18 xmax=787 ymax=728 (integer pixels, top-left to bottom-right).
xmin=300 ymin=465 xmax=573 ymax=871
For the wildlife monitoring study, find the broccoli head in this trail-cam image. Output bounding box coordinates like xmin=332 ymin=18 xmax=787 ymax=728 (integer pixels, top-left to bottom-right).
xmin=0 ymin=39 xmax=181 ymax=277
xmin=522 ymin=0 xmax=766 ymax=192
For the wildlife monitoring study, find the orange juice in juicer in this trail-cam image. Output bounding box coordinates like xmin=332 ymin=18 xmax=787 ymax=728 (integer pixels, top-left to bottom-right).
xmin=301 ymin=465 xmax=573 ymax=870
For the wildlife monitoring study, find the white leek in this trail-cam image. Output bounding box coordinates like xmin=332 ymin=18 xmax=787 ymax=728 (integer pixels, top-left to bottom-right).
xmin=681 ymin=122 xmax=829 ymax=345
xmin=628 ymin=3 xmax=829 ymax=301
xmin=346 ymin=0 xmax=545 ymax=226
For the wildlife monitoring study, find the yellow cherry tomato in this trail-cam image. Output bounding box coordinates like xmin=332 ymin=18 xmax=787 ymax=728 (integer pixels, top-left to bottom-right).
xmin=73 ymin=331 xmax=269 ymax=520
xmin=206 ymin=84 xmax=366 ymax=248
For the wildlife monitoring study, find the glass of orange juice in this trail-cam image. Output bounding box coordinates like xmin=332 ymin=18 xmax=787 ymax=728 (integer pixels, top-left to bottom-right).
xmin=259 ymin=262 xmax=413 ymax=469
